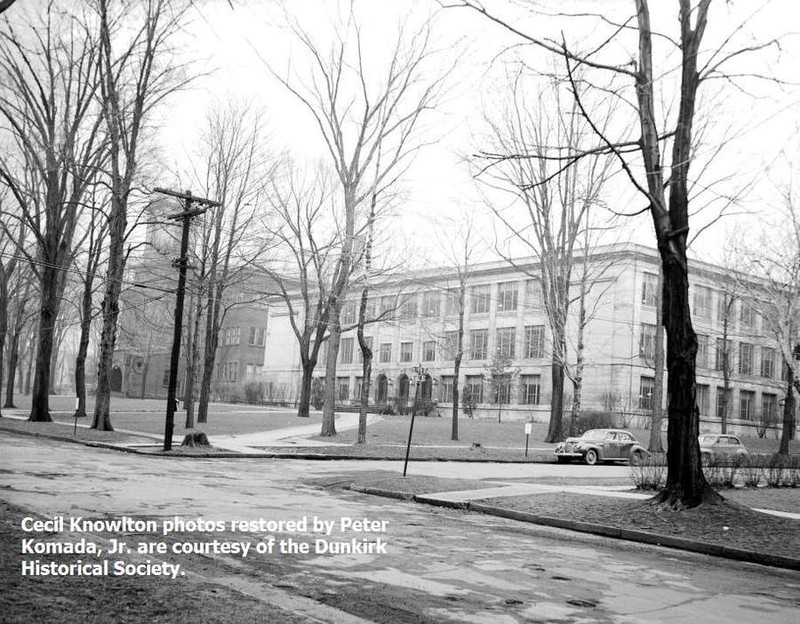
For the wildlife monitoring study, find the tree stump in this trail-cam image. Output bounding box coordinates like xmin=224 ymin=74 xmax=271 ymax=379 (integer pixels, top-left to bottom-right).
xmin=181 ymin=432 xmax=210 ymax=447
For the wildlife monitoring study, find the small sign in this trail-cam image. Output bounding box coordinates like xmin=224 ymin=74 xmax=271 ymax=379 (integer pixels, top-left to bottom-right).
xmin=75 ymin=397 xmax=80 ymax=410
xmin=525 ymin=423 xmax=532 ymax=435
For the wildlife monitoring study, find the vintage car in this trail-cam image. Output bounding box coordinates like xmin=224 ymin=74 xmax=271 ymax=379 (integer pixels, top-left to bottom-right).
xmin=698 ymin=434 xmax=748 ymax=464
xmin=555 ymin=429 xmax=649 ymax=465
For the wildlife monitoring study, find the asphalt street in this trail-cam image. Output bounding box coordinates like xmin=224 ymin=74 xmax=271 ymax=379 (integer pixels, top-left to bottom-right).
xmin=2 ymin=431 xmax=798 ymax=623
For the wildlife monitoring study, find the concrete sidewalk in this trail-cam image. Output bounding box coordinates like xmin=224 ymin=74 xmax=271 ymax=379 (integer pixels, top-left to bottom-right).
xmin=207 ymin=413 xmax=382 ymax=452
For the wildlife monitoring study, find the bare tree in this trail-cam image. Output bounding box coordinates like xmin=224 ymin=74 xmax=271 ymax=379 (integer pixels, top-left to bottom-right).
xmin=0 ymin=4 xmax=105 ymax=421
xmin=92 ymin=0 xmax=190 ymax=431
xmin=455 ymin=0 xmax=783 ymax=508
xmin=72 ymin=189 xmax=109 ymax=418
xmin=739 ymin=171 xmax=800 ymax=454
xmin=435 ymin=212 xmax=483 ymax=440
xmin=273 ymin=5 xmax=447 ymax=436
xmin=476 ymin=71 xmax=614 ymax=443
xmin=179 ymin=101 xmax=271 ymax=426
xmin=261 ymin=161 xmax=339 ymax=419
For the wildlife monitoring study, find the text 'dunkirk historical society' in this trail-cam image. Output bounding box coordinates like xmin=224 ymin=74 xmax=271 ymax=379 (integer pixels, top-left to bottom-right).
xmin=18 ymin=515 xmax=390 ymax=579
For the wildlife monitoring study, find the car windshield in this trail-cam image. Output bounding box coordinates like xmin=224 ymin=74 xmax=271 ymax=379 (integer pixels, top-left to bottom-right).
xmin=581 ymin=430 xmax=604 ymax=439
xmin=700 ymin=435 xmax=716 ymax=444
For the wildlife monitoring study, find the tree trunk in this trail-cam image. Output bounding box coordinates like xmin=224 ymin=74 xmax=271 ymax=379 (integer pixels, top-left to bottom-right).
xmin=649 ymin=269 xmax=665 ymax=452
xmin=652 ymin=253 xmax=718 ymax=508
xmin=544 ymin=349 xmax=565 ymax=443
xmin=73 ymin=278 xmax=94 ymax=419
xmin=569 ymin=290 xmax=587 ymax=437
xmin=29 ymin=263 xmax=62 ymax=422
xmin=779 ymin=365 xmax=794 ymax=455
xmin=356 ymin=349 xmax=373 ymax=445
xmin=452 ymin=288 xmax=466 ymax=441
xmin=320 ymin=303 xmax=341 ymax=437
xmin=92 ymin=204 xmax=125 ymax=432
xmin=720 ymin=297 xmax=732 ymax=434
xmin=545 ymin=359 xmax=565 ymax=443
xmin=0 ymin=261 xmax=6 ymax=417
xmin=197 ymin=280 xmax=223 ymax=424
xmin=24 ymin=328 xmax=34 ymax=395
xmin=3 ymin=327 xmax=18 ymax=408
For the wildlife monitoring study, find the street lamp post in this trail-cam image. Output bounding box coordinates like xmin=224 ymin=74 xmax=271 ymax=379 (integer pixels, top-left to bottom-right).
xmin=403 ymin=364 xmax=427 ymax=477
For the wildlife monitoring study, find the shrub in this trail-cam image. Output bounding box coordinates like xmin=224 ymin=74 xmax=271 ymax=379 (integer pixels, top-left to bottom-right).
xmin=310 ymin=378 xmax=324 ymax=410
xmin=243 ymin=382 xmax=263 ymax=405
xmin=629 ymin=453 xmax=666 ymax=490
xmin=379 ymin=404 xmax=396 ymax=415
xmin=741 ymin=454 xmax=766 ymax=488
xmin=765 ymin=454 xmax=788 ymax=487
xmin=570 ymin=411 xmax=616 ymax=435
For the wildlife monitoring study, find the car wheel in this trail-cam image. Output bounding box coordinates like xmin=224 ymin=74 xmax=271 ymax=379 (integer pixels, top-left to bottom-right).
xmin=584 ymin=449 xmax=598 ymax=465
xmin=630 ymin=451 xmax=644 ymax=466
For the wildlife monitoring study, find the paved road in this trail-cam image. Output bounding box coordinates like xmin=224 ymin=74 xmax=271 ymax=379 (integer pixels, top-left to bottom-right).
xmin=1 ymin=432 xmax=798 ymax=623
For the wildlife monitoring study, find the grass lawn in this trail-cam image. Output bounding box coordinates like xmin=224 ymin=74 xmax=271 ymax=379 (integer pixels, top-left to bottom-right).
xmin=311 ymin=415 xmax=563 ymax=448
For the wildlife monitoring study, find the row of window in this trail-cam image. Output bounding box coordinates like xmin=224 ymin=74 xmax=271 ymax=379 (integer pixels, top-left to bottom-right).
xmin=219 ymin=326 xmax=266 ymax=347
xmin=337 ymin=281 xmax=545 ymax=325
xmin=334 ymin=374 xmax=543 ymax=405
xmin=641 ymin=272 xmax=760 ymax=328
xmin=638 ymin=376 xmax=780 ymax=422
xmin=639 ymin=324 xmax=781 ymax=379
xmin=337 ymin=326 xmax=547 ymax=365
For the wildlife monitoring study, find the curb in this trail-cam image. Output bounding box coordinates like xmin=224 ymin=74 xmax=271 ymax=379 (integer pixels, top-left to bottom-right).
xmin=0 ymin=425 xmax=557 ymax=462
xmin=352 ymin=488 xmax=800 ymax=572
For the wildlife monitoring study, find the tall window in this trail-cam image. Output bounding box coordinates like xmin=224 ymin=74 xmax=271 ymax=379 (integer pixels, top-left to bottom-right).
xmin=696 ymin=334 xmax=709 ymax=369
xmin=422 ymin=340 xmax=436 ymax=362
xmin=523 ymin=325 xmax=545 ymax=359
xmin=470 ymin=285 xmax=491 ymax=314
xmin=496 ymin=327 xmax=516 ymax=359
xmin=760 ymin=347 xmax=775 ymax=378
xmin=249 ymin=327 xmax=265 ymax=346
xmin=439 ymin=376 xmax=454 ymax=402
xmin=339 ymin=337 xmax=354 ymax=364
xmin=639 ymin=323 xmax=657 ymax=361
xmin=715 ymin=338 xmax=732 ymax=371
xmin=421 ymin=291 xmax=440 ymax=318
xmin=492 ymin=375 xmax=512 ymax=404
xmin=340 ymin=301 xmax=357 ymax=325
xmin=739 ymin=300 xmax=757 ymax=328
xmin=762 ymin=393 xmax=778 ymax=423
xmin=399 ymin=296 xmax=417 ymax=321
xmin=469 ymin=329 xmax=488 ymax=360
xmin=379 ymin=343 xmax=392 ymax=363
xmin=379 ymin=295 xmax=395 ymax=320
xmin=693 ymin=285 xmax=712 ymax=320
xmin=525 ymin=279 xmax=543 ymax=309
xmin=400 ymin=341 xmax=414 ymax=362
xmin=336 ymin=377 xmax=350 ymax=402
xmin=639 ymin=377 xmax=655 ymax=410
xmin=222 ymin=326 xmax=241 ymax=346
xmin=497 ymin=282 xmax=518 ymax=312
xmin=641 ymin=272 xmax=658 ymax=307
xmin=716 ymin=387 xmax=732 ymax=420
xmin=696 ymin=384 xmax=710 ymax=417
xmin=445 ymin=289 xmax=460 ymax=316
xmin=739 ymin=390 xmax=755 ymax=421
xmin=443 ymin=331 xmax=459 ymax=359
xmin=465 ymin=375 xmax=483 ymax=402
xmin=520 ymin=375 xmax=541 ymax=405
xmin=738 ymin=343 xmax=753 ymax=376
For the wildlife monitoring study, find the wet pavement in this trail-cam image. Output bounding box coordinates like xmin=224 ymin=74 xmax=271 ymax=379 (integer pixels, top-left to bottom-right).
xmin=2 ymin=431 xmax=799 ymax=623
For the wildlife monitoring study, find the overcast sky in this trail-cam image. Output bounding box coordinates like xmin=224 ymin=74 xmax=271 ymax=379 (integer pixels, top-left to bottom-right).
xmin=160 ymin=0 xmax=800 ymax=268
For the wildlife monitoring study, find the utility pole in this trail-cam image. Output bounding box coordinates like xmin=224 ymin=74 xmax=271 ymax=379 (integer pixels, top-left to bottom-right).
xmin=154 ymin=188 xmax=221 ymax=451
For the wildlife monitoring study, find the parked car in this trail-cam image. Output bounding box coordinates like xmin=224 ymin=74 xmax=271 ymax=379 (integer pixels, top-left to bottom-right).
xmin=698 ymin=434 xmax=748 ymax=464
xmin=555 ymin=429 xmax=649 ymax=465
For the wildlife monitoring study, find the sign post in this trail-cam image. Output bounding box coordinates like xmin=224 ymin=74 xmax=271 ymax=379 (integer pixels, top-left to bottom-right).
xmin=524 ymin=422 xmax=532 ymax=457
